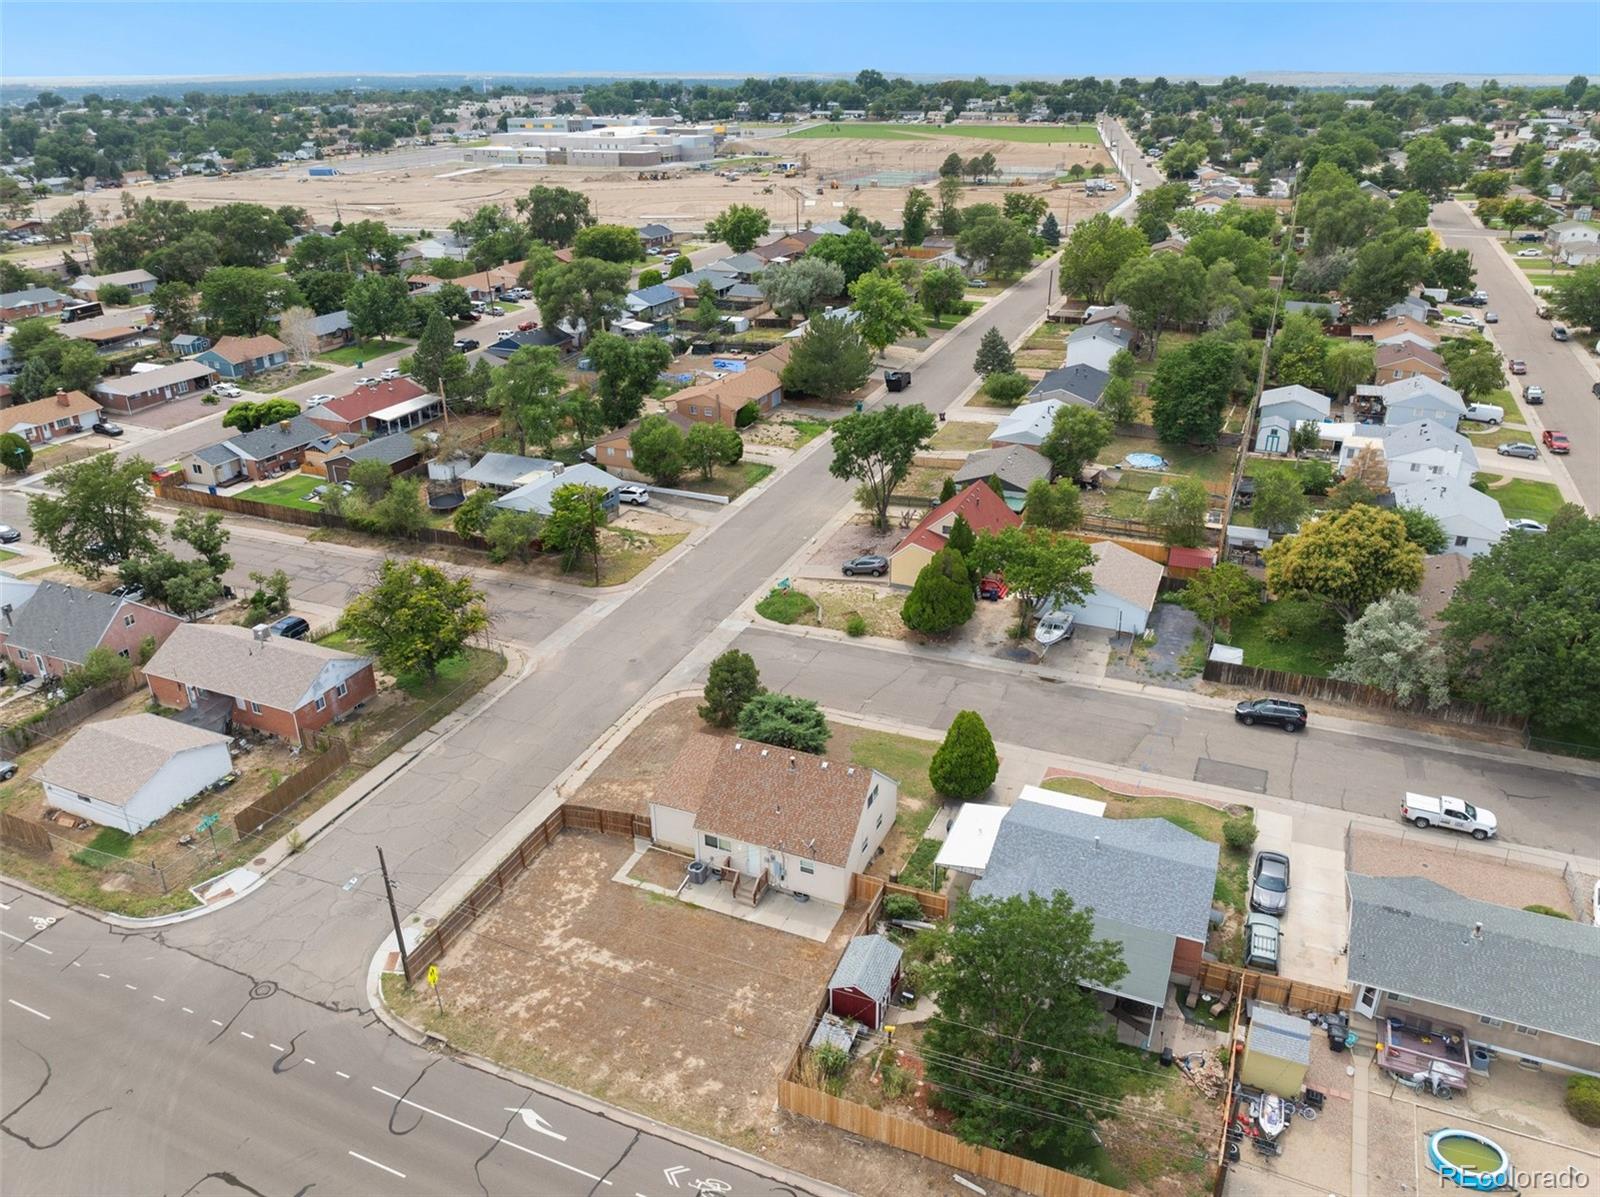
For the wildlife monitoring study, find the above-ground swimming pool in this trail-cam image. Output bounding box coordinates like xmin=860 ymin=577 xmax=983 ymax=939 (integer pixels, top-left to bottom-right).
xmin=1121 ymin=452 xmax=1169 ymax=470
xmin=1427 ymin=1128 xmax=1510 ymax=1190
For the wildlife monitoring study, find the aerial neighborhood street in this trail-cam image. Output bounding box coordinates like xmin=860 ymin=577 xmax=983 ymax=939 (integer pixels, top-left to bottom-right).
xmin=3 ymin=10 xmax=1600 ymax=1197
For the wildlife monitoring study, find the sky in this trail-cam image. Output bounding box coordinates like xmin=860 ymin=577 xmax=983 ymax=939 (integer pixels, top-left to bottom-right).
xmin=2 ymin=1 xmax=1597 ymax=82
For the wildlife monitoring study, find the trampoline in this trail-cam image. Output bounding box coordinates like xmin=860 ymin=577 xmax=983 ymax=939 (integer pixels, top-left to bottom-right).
xmin=1121 ymin=452 xmax=1169 ymax=470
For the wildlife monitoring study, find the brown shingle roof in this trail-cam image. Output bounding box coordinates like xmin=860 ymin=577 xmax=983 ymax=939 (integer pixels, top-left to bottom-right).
xmin=208 ymin=334 xmax=289 ymax=363
xmin=1374 ymin=342 xmax=1446 ymax=371
xmin=145 ymin=624 xmax=369 ymax=712
xmin=1087 ymin=540 xmax=1164 ymax=612
xmin=0 ymin=390 xmax=99 ymax=434
xmin=668 ymin=365 xmax=783 ymax=418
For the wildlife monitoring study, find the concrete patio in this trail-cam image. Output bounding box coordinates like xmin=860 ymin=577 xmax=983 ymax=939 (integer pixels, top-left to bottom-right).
xmin=612 ymin=846 xmax=847 ymax=942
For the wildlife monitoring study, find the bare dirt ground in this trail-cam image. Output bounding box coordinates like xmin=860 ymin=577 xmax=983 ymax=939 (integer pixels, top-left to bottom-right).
xmin=1348 ymin=829 xmax=1577 ymax=915
xmin=564 ymin=695 xmax=706 ymax=818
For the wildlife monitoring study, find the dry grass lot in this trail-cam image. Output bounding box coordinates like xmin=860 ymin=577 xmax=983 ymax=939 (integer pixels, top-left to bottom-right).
xmin=1347 ymin=829 xmax=1576 ymax=916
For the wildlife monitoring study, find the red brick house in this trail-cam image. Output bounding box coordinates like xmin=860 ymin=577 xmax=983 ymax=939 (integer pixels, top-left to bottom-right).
xmin=668 ymin=365 xmax=783 ymax=427
xmin=143 ymin=624 xmax=377 ymax=747
xmin=591 ymin=410 xmax=694 ymax=481
xmin=91 ymin=361 xmax=217 ymax=414
xmin=0 ymin=390 xmax=101 ymax=445
xmin=0 ymin=581 xmax=181 ymax=678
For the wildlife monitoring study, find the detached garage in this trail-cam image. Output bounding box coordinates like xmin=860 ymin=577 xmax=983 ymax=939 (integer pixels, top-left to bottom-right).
xmin=828 ymin=934 xmax=904 ymax=1031
xmin=1053 ymin=541 xmax=1165 ymax=636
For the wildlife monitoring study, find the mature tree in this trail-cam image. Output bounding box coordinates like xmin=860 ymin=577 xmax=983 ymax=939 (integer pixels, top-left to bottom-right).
xmin=572 ymin=223 xmax=645 ymax=264
xmin=589 ymin=331 xmax=673 ymax=428
xmin=1403 ymin=135 xmax=1456 ymax=199
xmin=1252 ymin=465 xmax=1311 ymax=535
xmin=1389 ymin=190 xmax=1432 ymax=230
xmin=955 ymin=213 xmax=1033 ymax=278
xmin=829 ymin=403 xmax=938 ymax=530
xmin=1292 ymin=249 xmax=1357 ymax=296
xmin=0 ymin=432 xmax=33 ymax=474
xmin=1133 ymin=180 xmax=1191 ymax=242
xmin=808 ymin=228 xmax=885 ymax=285
xmin=29 ymin=454 xmax=161 ymax=580
xmin=1266 ymin=505 xmax=1424 ymax=622
xmin=972 ymin=326 xmax=1015 ymax=377
xmin=1396 ymin=506 xmax=1448 ymax=555
xmin=345 ymin=273 xmax=411 ymax=343
xmin=1179 ymin=561 xmax=1262 ymax=633
xmin=939 ymin=151 xmax=965 ymax=178
xmin=693 ymin=278 xmax=726 ymax=337
xmin=518 ymin=241 xmax=562 ymax=290
xmin=1331 ymin=593 xmax=1450 ymax=709
xmin=1002 ymin=192 xmax=1049 ymax=233
xmin=277 ymin=304 xmax=318 ymax=364
xmin=637 ymin=268 xmax=664 ymax=290
xmin=1441 ymin=507 xmax=1600 ymax=729
xmin=199 ymin=266 xmax=298 ymax=335
xmin=901 ymin=547 xmax=976 ymax=636
xmin=220 ymin=396 xmax=298 ymax=433
xmin=148 ymin=280 xmax=197 ymax=341
xmin=1343 ymin=229 xmax=1429 ymax=323
xmin=1183 ymin=225 xmax=1271 ymax=287
xmin=1098 ymin=375 xmax=1139 ymax=426
xmin=760 ymin=257 xmax=845 ymax=318
xmin=408 ymin=309 xmax=455 ymax=396
xmin=1022 ymin=478 xmax=1083 ymax=530
xmin=923 ymin=891 xmax=1127 ymax=1160
xmin=901 ymin=187 xmax=934 ymax=246
xmin=630 ymin=413 xmax=687 ymax=485
xmin=735 ymin=692 xmax=830 ymax=754
xmin=1553 ymin=263 xmax=1600 ymax=331
xmin=683 ymin=421 xmax=744 ymax=481
xmin=451 ymin=488 xmax=498 ymax=539
xmin=482 ymin=509 xmax=542 ymax=565
xmin=1112 ymin=253 xmax=1206 ymax=350
xmin=1108 ymin=347 xmax=1137 ymax=382
xmin=1270 ymin=312 xmax=1330 ymax=389
xmin=348 ymin=457 xmax=395 ymax=502
xmin=1147 ymin=476 xmax=1211 ymax=548
xmin=917 ymin=265 xmax=966 ymax=322
xmin=937 ymin=174 xmax=964 ymax=234
xmin=542 ymin=482 xmax=608 ymax=581
xmin=535 ymin=257 xmax=631 ymax=342
xmin=929 ymin=710 xmax=998 ymax=799
xmin=1039 ymin=405 xmax=1113 ymax=479
xmin=969 ymin=526 xmax=1094 ymax=633
xmin=782 ymin=313 xmax=873 ymax=399
xmin=339 ymin=559 xmax=488 ymax=680
xmin=1148 ymin=335 xmax=1240 ymax=445
xmin=1444 ymin=348 xmax=1505 ymax=404
xmin=700 ymin=649 xmax=763 ymax=728
xmin=1038 ymin=211 xmax=1061 ymax=248
xmin=355 ymin=476 xmax=429 ymax=539
xmin=666 ymin=253 xmax=694 ymax=280
xmin=294 ymin=270 xmax=354 ymax=319
xmin=515 ymin=184 xmax=595 ymax=247
xmin=705 ymin=203 xmax=771 ymax=253
xmin=489 ymin=344 xmax=567 ymax=455
xmin=849 ymin=271 xmax=926 ymax=353
xmin=1423 ymin=247 xmax=1475 ymax=296
xmin=1323 ymin=339 xmax=1374 ymax=403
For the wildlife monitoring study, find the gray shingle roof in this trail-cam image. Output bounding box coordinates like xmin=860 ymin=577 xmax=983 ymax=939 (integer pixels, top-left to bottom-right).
xmin=144 ymin=623 xmax=369 ymax=712
xmin=1 ymin=286 xmax=66 ymax=307
xmin=195 ymin=443 xmax=241 ymax=467
xmin=829 ymin=934 xmax=903 ymax=999
xmin=462 ymin=452 xmax=557 ymax=489
xmin=954 ymin=444 xmax=1052 ymax=490
xmin=326 ymin=432 xmax=417 ymax=468
xmin=221 ymin=414 xmax=325 ymax=462
xmin=1028 ymin=363 xmax=1109 ymax=406
xmin=1248 ymin=1006 xmax=1312 ymax=1065
xmin=1347 ymin=874 xmax=1600 ymax=1044
xmin=629 ymin=283 xmax=681 ymax=307
xmin=3 ymin=582 xmax=131 ymax=667
xmin=36 ymin=714 xmax=230 ymax=807
xmin=310 ymin=310 xmax=352 ymax=336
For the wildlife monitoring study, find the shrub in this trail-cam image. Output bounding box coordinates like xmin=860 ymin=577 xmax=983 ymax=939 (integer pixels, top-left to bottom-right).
xmin=845 ymin=613 xmax=868 ymax=637
xmin=883 ymin=894 xmax=923 ymax=921
xmin=1523 ymin=904 xmax=1572 ymax=919
xmin=736 ymin=691 xmax=830 ymax=753
xmin=735 ymin=401 xmax=760 ymax=429
xmin=983 ymin=371 xmax=1031 ymax=405
xmin=201 ymin=393 xmax=220 ymax=405
xmin=812 ymin=1043 xmax=848 ymax=1079
xmin=1567 ymin=1075 xmax=1600 ymax=1127
xmin=881 ymin=1060 xmax=914 ymax=1101
xmin=901 ymin=547 xmax=975 ymax=636
xmin=1222 ymin=815 xmax=1258 ymax=853
xmin=929 ymin=710 xmax=998 ymax=799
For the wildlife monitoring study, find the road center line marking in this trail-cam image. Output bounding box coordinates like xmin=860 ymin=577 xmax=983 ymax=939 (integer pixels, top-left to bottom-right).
xmin=211 ymin=1019 xmax=224 ymax=1026
xmin=7 ymin=999 xmax=50 ymax=1020
xmin=240 ymin=1031 xmax=254 ymax=1039
xmin=336 ymin=1071 xmax=351 ymax=1079
xmin=1 ymin=930 xmax=52 ymax=954
xmin=270 ymin=1043 xmax=286 ymax=1051
xmin=303 ymin=1058 xmax=316 ymax=1065
xmin=124 ymin=984 xmax=137 ymax=990
xmin=98 ymin=973 xmax=111 ymax=979
xmin=152 ymin=995 xmax=166 ymax=1002
xmin=369 ymin=1087 xmax=608 ymax=1183
xmin=347 ymin=1150 xmax=405 ymax=1179
xmin=182 ymin=1007 xmax=195 ymax=1014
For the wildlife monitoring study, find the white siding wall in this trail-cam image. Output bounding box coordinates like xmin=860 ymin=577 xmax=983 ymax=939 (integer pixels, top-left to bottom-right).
xmin=1063 ymin=591 xmax=1149 ymax=635
xmin=41 ymin=742 xmax=231 ymax=834
xmin=649 ymin=803 xmax=697 ymax=854
xmin=847 ymin=772 xmax=899 ymax=877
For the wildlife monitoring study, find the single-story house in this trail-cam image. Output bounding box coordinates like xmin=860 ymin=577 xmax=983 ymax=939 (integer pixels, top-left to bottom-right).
xmin=1083 ymin=303 xmax=1134 ymax=328
xmin=492 ymin=463 xmax=621 ymax=516
xmin=72 ymin=324 xmax=147 ymax=355
xmin=1390 ymin=479 xmax=1505 ymax=557
xmin=461 ymin=452 xmax=560 ymax=493
xmin=1374 ymin=342 xmax=1447 ymax=385
xmin=889 ymin=477 xmax=1021 ymax=587
xmin=1047 ymin=539 xmax=1165 ymax=636
xmin=591 ymin=411 xmax=694 ymax=481
xmin=0 ymin=581 xmax=181 ymax=678
xmin=67 ymin=268 xmax=158 ymax=301
xmin=91 ymin=360 xmax=217 ymax=413
xmin=0 ymin=389 xmax=100 ymax=445
xmin=752 ymin=233 xmax=814 ymax=263
xmin=638 ymin=222 xmax=676 ymax=250
xmin=1372 ymin=419 xmax=1479 ymax=488
xmin=144 ymin=623 xmax=377 ymax=747
xmin=1559 ymin=245 xmax=1600 ymax=267
xmin=1369 ymin=376 xmax=1467 ymax=428
xmin=304 ymin=378 xmax=441 ymax=436
xmin=300 ymin=433 xmax=364 ymax=476
xmin=666 ymin=268 xmax=738 ymax=302
xmin=307 ymin=309 xmax=353 ymax=351
xmin=193 ymin=334 xmax=291 ymax=379
xmin=321 ymin=432 xmax=421 ymax=485
xmin=0 ymin=286 xmax=68 ymax=321
xmin=669 ymin=365 xmax=783 ymax=427
xmin=935 ymin=786 xmax=1107 ymax=879
xmin=1254 ymin=384 xmax=1332 ymax=454
xmin=35 ymin=715 xmax=232 ymax=835
xmin=991 ymin=398 xmax=1067 ymax=448
xmin=1417 ymin=553 xmax=1471 ymax=630
xmin=171 ymin=333 xmax=210 ymax=355
xmin=486 ymin=327 xmax=574 ymax=358
xmin=1545 ymin=220 xmax=1600 ymax=249
xmin=624 ymin=283 xmax=684 ymax=325
xmin=828 ymin=934 xmax=904 ymax=1031
xmin=972 ymin=799 xmax=1218 ymax=1047
xmin=455 ymin=262 xmax=524 ymax=304
xmin=1350 ymin=316 xmax=1440 ymax=351
xmin=1384 ymin=296 xmax=1435 ymax=324
xmin=1025 ymin=363 xmax=1110 ymax=410
xmin=178 ymin=414 xmax=327 ymax=486
xmin=1064 ymin=323 xmax=1135 ymax=373
xmin=1347 ymin=874 xmax=1600 ymax=1076
xmin=706 ymin=252 xmax=767 ymax=282
xmin=649 ymin=733 xmax=899 ymax=908
xmin=952 ymin=444 xmax=1052 ymax=510
xmin=1283 ymin=298 xmax=1344 ymax=323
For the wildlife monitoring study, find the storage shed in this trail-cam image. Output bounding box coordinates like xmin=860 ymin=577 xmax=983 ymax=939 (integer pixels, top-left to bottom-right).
xmin=827 ymin=934 xmax=904 ymax=1031
xmin=1239 ymin=1006 xmax=1312 ymax=1098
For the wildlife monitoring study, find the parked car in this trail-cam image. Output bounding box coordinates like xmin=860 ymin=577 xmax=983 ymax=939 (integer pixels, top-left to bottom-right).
xmin=1543 ymin=429 xmax=1571 ymax=453
xmin=1234 ymin=697 xmax=1308 ymax=732
xmin=1496 ymin=441 xmax=1538 ymax=459
xmin=1401 ymin=792 xmax=1497 ymax=840
xmin=453 ymin=338 xmax=479 ymax=352
xmin=380 ymin=367 xmax=401 ymax=380
xmin=1445 ymin=314 xmax=1480 ymax=327
xmin=214 ymin=383 xmax=242 ymax=398
xmin=356 ymin=376 xmax=378 ymax=386
xmin=0 ymin=761 xmax=17 ymax=782
xmin=841 ymin=554 xmax=888 ymax=577
xmin=1505 ymin=518 xmax=1547 ymax=533
xmin=309 ymin=393 xmax=336 ymax=403
xmin=268 ymin=615 xmax=312 ymax=640
xmin=1448 ymin=294 xmax=1486 ymax=307
xmin=978 ymin=576 xmax=1007 ymax=601
xmin=1249 ymin=851 xmax=1292 ymax=915
xmin=615 ymin=484 xmax=650 ymax=505
xmin=0 ymin=525 xmax=19 ymax=544
xmin=1522 ymin=383 xmax=1543 ymax=403
xmin=1243 ymin=913 xmax=1282 ymax=974
xmin=1552 ymin=325 xmax=1570 ymax=342
xmin=486 ymin=306 xmax=505 ymax=317
xmin=1484 ymin=311 xmax=1499 ymax=324
xmin=517 ymin=320 xmax=536 ymax=332
xmin=92 ymin=419 xmax=124 ymax=437
xmin=1515 ymin=248 xmax=1544 ymax=258
xmin=1516 ymin=232 xmax=1542 ymax=242
xmin=1508 ymin=360 xmax=1526 ymax=376
xmin=1461 ymin=402 xmax=1504 ymax=425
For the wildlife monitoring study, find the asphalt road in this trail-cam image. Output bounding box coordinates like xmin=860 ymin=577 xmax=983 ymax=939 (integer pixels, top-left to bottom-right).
xmin=1431 ymin=200 xmax=1598 ymax=512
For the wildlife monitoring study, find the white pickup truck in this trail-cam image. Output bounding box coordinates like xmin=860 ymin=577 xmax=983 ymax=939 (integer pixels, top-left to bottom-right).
xmin=1401 ymin=792 xmax=1498 ymax=840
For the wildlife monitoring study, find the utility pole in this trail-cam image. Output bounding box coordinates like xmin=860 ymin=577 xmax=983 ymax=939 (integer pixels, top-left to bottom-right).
xmin=377 ymin=847 xmax=412 ymax=985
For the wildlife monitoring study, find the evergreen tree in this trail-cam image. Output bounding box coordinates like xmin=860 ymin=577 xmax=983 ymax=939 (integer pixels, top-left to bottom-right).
xmin=700 ymin=649 xmax=764 ymax=727
xmin=929 ymin=710 xmax=999 ymax=799
xmin=973 ymin=326 xmax=1014 ymax=377
xmin=901 ymin=548 xmax=976 ymax=635
xmin=1038 ymin=211 xmax=1061 ymax=247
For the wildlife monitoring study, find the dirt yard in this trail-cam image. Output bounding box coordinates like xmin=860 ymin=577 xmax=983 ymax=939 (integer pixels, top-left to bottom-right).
xmin=1348 ymin=829 xmax=1578 ymax=916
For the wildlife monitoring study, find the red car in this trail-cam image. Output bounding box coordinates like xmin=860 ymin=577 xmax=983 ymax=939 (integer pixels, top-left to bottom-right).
xmin=1542 ymin=430 xmax=1571 ymax=454
xmin=978 ymin=576 xmax=1008 ymax=601
xmin=517 ymin=320 xmax=537 ymax=332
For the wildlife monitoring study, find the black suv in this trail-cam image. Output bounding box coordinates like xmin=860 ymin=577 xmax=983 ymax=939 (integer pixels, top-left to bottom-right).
xmin=1234 ymin=697 xmax=1308 ymax=732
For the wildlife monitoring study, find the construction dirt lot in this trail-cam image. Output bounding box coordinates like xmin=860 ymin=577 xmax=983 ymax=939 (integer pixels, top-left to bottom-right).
xmin=386 ymin=830 xmax=1021 ymax=1197
xmin=39 ymin=130 xmax=1120 ymax=237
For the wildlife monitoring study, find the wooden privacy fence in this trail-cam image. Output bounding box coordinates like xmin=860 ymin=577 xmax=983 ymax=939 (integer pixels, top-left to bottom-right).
xmin=849 ymin=871 xmax=949 ymax=920
xmin=777 ymin=1080 xmax=1129 ymax=1197
xmin=1 ymin=675 xmax=144 ymax=756
xmin=1195 ymin=961 xmax=1350 ymax=1014
xmin=1201 ymin=660 xmax=1527 ymax=731
xmin=0 ymin=811 xmax=52 ymax=853
xmin=233 ymin=743 xmax=351 ymax=836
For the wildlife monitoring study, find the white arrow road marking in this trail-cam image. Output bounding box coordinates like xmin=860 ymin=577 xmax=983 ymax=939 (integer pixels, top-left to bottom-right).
xmin=504 ymin=1107 xmax=566 ymax=1141
xmin=348 ymin=1150 xmax=405 ymax=1179
xmin=664 ymin=1165 xmax=690 ymax=1188
xmin=371 ymin=1087 xmax=608 ymax=1183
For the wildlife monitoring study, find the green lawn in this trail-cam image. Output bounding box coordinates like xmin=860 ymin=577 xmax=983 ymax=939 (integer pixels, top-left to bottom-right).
xmin=236 ymin=473 xmax=325 ymax=508
xmin=0 ymin=549 xmax=18 ymax=563
xmin=317 ymin=339 xmax=411 ymax=366
xmin=1100 ymin=435 xmax=1235 ymax=483
xmin=786 ymin=122 xmax=1096 ymax=145
xmin=1480 ymin=474 xmax=1567 ymax=523
xmin=1217 ymin=596 xmax=1346 ymax=677
xmin=756 ymin=587 xmax=820 ymax=624
xmin=846 ymin=730 xmax=938 ymax=805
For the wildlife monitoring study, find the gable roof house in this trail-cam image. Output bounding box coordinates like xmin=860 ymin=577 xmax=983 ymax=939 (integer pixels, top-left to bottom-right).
xmin=1024 ymin=363 xmax=1110 ymax=411
xmin=304 ymin=378 xmax=442 ymax=436
xmin=1545 ymin=220 xmax=1600 ymax=249
xmin=888 ymin=477 xmax=1021 ymax=587
xmin=952 ymin=444 xmax=1052 ymax=510
xmin=193 ymin=334 xmax=291 ymax=380
xmin=461 ymin=452 xmax=561 ymax=493
xmin=179 ymin=413 xmax=328 ymax=486
xmin=666 ymin=268 xmax=738 ymax=302
xmin=591 ymin=411 xmax=695 ymax=481
xmin=0 ymin=286 xmax=68 ymax=321
xmin=91 ymin=360 xmax=217 ymax=414
xmin=991 ymin=397 xmax=1079 ymax=449
xmin=0 ymin=390 xmax=101 ymax=445
xmin=36 ymin=715 xmax=232 ymax=835
xmin=492 ymin=463 xmax=622 ymax=516
xmin=1373 ymin=419 xmax=1479 ymax=488
xmin=1254 ymin=384 xmax=1331 ymax=454
xmin=144 ymin=623 xmax=377 ymax=747
xmin=0 ymin=581 xmax=182 ymax=680
xmin=1350 ymin=315 xmax=1440 ymax=352
xmin=1371 ymin=376 xmax=1466 ymax=428
xmin=624 ymin=283 xmax=684 ymax=325
xmin=972 ymin=800 xmax=1219 ymax=1045
xmin=669 ymin=365 xmax=784 ymax=427
xmin=1374 ymin=341 xmax=1448 ymax=385
xmin=1390 ymin=479 xmax=1505 ymax=558
xmin=1346 ymin=874 xmax=1600 ymax=1076
xmin=638 ymin=222 xmax=676 ymax=249
xmin=67 ymin=268 xmax=158 ymax=300
xmin=1063 ymin=322 xmax=1136 ymax=373
xmin=648 ymin=734 xmax=899 ymax=909
xmin=319 ymin=432 xmax=421 ymax=485
xmin=1048 ymin=539 xmax=1166 ymax=636
xmin=707 ymin=252 xmax=768 ymax=282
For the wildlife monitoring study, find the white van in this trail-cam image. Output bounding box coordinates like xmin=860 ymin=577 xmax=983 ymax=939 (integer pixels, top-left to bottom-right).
xmin=1461 ymin=402 xmax=1505 ymax=425
xmin=1401 ymin=792 xmax=1498 ymax=840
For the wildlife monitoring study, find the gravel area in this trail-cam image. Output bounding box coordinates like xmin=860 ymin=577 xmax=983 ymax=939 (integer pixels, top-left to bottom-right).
xmin=1348 ymin=829 xmax=1576 ymax=915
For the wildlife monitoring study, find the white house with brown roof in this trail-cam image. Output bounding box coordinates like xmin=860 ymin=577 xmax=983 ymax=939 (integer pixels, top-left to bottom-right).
xmin=649 ymin=735 xmax=898 ymax=907
xmin=0 ymin=390 xmax=101 ymax=445
xmin=36 ymin=714 xmax=232 ymax=834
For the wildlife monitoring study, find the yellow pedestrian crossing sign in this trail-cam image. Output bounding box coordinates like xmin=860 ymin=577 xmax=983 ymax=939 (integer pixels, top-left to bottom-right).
xmin=427 ymin=964 xmax=439 ymax=988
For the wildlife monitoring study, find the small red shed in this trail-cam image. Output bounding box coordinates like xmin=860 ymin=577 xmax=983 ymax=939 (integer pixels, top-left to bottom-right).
xmin=827 ymin=934 xmax=904 ymax=1031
